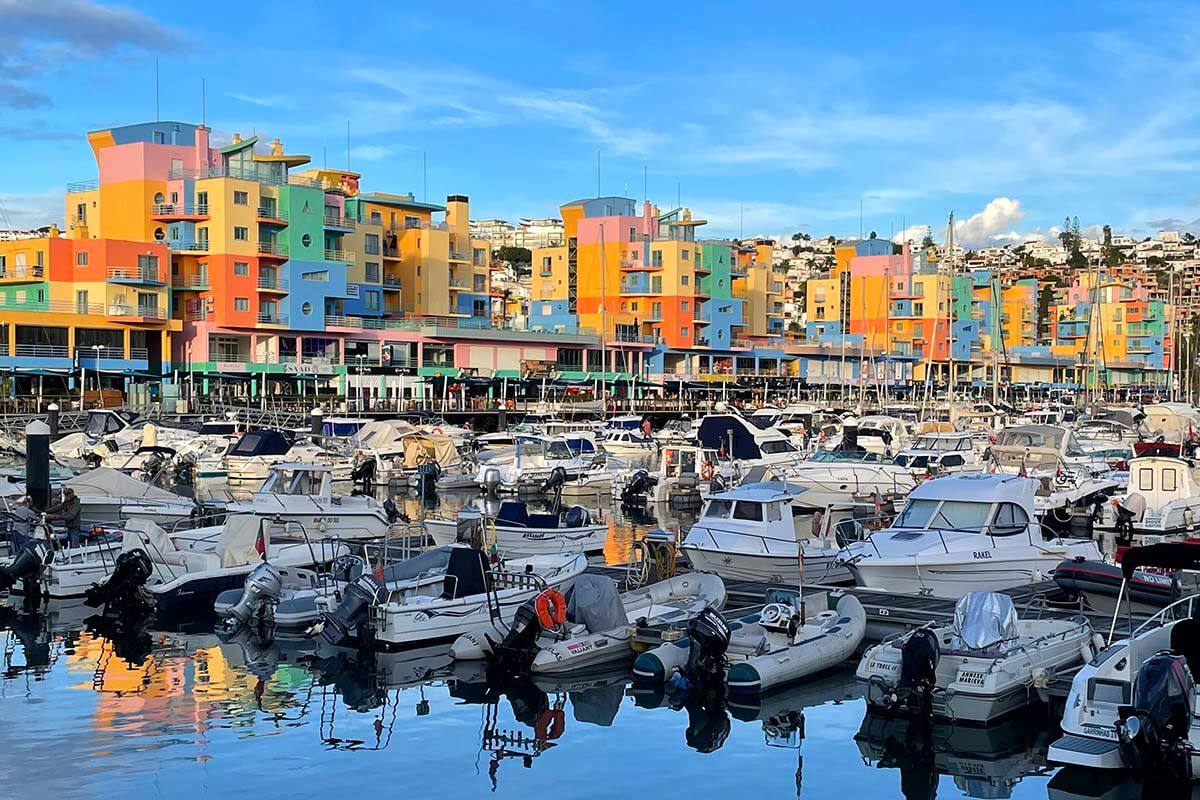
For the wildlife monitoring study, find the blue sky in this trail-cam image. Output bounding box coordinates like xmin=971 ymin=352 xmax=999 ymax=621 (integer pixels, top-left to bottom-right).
xmin=1 ymin=0 xmax=1198 ymax=246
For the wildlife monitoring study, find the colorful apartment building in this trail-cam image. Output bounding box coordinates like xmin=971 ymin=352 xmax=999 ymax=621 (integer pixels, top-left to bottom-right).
xmin=63 ymin=120 xmax=499 ymax=399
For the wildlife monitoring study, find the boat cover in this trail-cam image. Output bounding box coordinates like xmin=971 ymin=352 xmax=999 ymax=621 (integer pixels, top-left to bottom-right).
xmin=120 ymin=518 xmax=173 ymax=555
xmin=950 ymin=591 xmax=1018 ymax=652
xmin=66 ymin=467 xmax=181 ymax=501
xmin=402 ymin=434 xmax=461 ymax=469
xmin=568 ymin=574 xmax=625 ymax=633
xmin=216 ymin=515 xmax=267 ymax=568
xmin=443 ymin=547 xmax=489 ymax=599
xmin=383 ymin=546 xmax=455 ymax=582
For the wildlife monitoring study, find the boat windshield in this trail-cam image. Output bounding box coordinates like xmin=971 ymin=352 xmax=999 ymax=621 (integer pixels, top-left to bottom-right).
xmin=545 ymin=440 xmax=573 ymax=459
xmin=704 ymin=499 xmax=734 ymax=519
xmin=913 ymin=436 xmax=961 ymax=452
xmin=808 ymin=450 xmax=888 ymax=464
xmin=894 ymin=499 xmax=993 ymax=532
xmin=997 ymin=428 xmax=1064 ymax=449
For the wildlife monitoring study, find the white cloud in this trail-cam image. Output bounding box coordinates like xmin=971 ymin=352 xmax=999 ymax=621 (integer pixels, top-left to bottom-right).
xmin=229 ymin=92 xmax=296 ymax=110
xmin=892 ymin=223 xmax=931 ymax=245
xmin=0 ymin=189 xmax=64 ymax=228
xmin=350 ymin=144 xmax=392 ymax=162
xmin=953 ymin=197 xmax=1026 ymax=248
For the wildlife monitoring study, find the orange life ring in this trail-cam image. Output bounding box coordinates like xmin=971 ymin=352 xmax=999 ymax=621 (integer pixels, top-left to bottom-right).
xmin=431 ymin=426 xmax=444 ymax=435
xmin=535 ymin=708 xmax=565 ymax=740
xmin=700 ymin=461 xmax=715 ymax=481
xmin=534 ymin=588 xmax=567 ymax=629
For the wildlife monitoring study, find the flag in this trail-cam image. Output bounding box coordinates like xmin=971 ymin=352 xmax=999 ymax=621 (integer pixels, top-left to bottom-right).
xmin=255 ymin=526 xmax=266 ymax=558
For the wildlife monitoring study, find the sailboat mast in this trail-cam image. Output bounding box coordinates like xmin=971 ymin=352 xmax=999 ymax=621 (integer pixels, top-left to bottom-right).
xmin=946 ymin=212 xmax=956 ymax=403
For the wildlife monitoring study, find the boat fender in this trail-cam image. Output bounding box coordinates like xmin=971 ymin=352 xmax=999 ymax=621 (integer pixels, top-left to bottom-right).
xmin=1093 ymin=633 xmax=1106 ymax=654
xmin=535 ymin=588 xmax=568 ymax=629
xmin=1080 ymin=640 xmax=1094 ymax=664
xmin=1186 ymin=507 xmax=1195 ymax=532
xmin=535 ymin=708 xmax=565 ymax=740
xmin=1031 ymin=667 xmax=1054 ymax=690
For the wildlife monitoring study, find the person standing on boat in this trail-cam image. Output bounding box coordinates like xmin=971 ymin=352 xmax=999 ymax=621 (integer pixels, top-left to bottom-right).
xmin=45 ymin=487 xmax=82 ymax=547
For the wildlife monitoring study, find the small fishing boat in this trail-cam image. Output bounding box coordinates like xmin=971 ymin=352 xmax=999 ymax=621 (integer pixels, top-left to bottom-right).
xmin=425 ymin=502 xmax=608 ymax=557
xmin=1098 ymin=456 xmax=1200 ymax=541
xmin=893 ymin=430 xmax=984 ymax=476
xmin=681 ymin=481 xmax=851 ymax=585
xmin=633 ymin=590 xmax=866 ymax=695
xmin=450 ymin=572 xmax=727 ymax=673
xmin=856 ymin=590 xmax=1098 ymax=723
xmin=62 ymin=466 xmax=197 ymax=527
xmin=599 ymin=429 xmax=657 ymax=457
xmin=837 ymin=473 xmax=1102 ymax=598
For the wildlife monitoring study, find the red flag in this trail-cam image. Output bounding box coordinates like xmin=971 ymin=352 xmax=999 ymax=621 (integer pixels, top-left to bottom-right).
xmin=255 ymin=527 xmax=266 ymax=557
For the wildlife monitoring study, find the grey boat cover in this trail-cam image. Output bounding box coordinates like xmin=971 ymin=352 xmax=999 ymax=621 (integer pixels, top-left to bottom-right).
xmin=382 ymin=546 xmax=455 ymax=583
xmin=568 ymin=574 xmax=626 ymax=634
xmin=951 ymin=591 xmax=1019 ymax=652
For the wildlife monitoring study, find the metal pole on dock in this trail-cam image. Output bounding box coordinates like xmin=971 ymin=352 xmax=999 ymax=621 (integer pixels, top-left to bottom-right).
xmin=310 ymin=406 xmax=323 ymax=443
xmin=26 ymin=419 xmax=50 ymax=511
xmin=47 ymin=403 xmax=59 ymax=439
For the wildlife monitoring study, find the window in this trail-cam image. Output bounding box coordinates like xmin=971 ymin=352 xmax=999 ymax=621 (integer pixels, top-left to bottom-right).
xmin=682 ymin=301 xmax=689 ymax=311
xmin=680 ymin=327 xmax=689 ymax=337
xmin=234 ymin=297 xmax=249 ymax=311
xmin=405 ymin=215 xmax=420 ymax=228
xmin=234 ymin=262 xmax=248 ymax=276
xmin=365 ymin=292 xmax=380 ymax=311
xmin=364 ymin=262 xmax=380 ymax=283
xmin=629 ymin=227 xmax=637 ymax=240
xmin=681 ymin=275 xmax=690 ymax=286
xmin=301 ymin=234 xmax=312 ymax=247
xmin=732 ymin=502 xmax=763 ymax=522
xmin=914 ymin=303 xmax=924 ymax=315
xmin=765 ymin=502 xmax=782 ymax=523
xmin=1164 ymin=469 xmax=1178 ymax=493
xmin=364 ymin=234 xmax=380 ymax=255
xmin=704 ymin=499 xmax=733 ymax=519
xmin=541 ymin=303 xmax=552 ymax=316
xmin=682 ymin=249 xmax=690 ymax=261
xmin=1138 ymin=469 xmax=1153 ymax=492
xmin=301 ymin=271 xmax=328 ymax=281
xmin=75 ymin=252 xmax=88 ymax=266
xmin=991 ymin=503 xmax=1029 ymax=536
xmin=233 ymin=191 xmax=249 ymax=205
xmin=197 ymin=191 xmax=208 ymax=208
xmin=895 ymin=499 xmax=939 ymax=528
xmin=75 ymin=290 xmax=89 ymax=314
xmin=234 ymin=226 xmax=248 ymax=241
xmin=302 ymin=302 xmax=313 ymax=316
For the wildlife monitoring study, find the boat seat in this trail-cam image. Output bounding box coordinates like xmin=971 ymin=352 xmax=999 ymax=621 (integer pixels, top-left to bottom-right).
xmin=1170 ymin=618 xmax=1200 ymax=679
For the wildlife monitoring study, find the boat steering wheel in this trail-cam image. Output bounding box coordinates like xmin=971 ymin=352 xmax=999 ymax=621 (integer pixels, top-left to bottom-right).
xmin=760 ymin=602 xmax=794 ymax=629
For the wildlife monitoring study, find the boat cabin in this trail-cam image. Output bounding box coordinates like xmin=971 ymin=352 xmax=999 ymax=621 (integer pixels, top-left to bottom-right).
xmin=894 ymin=431 xmax=978 ymax=473
xmin=258 ymin=463 xmax=336 ymax=499
xmin=84 ymin=409 xmax=138 ymax=438
xmin=228 ymin=428 xmax=295 ymax=459
xmin=889 ymin=474 xmax=1036 ymax=539
xmin=699 ymin=481 xmax=804 ymax=529
xmin=1127 ymin=456 xmax=1200 ymax=516
xmin=657 ymin=445 xmax=722 ymax=479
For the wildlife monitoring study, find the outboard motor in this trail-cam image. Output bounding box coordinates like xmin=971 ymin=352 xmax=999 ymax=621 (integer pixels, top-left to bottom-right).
xmin=670 ymin=607 xmax=732 ymax=697
xmin=221 ymin=561 xmax=283 ymax=632
xmin=382 ymin=498 xmax=400 ymax=524
xmin=1118 ymin=651 xmax=1197 ymax=779
xmin=887 ymin=628 xmax=940 ymax=713
xmin=620 ymin=469 xmax=655 ymax=505
xmin=83 ymin=548 xmax=153 ymax=610
xmin=0 ymin=538 xmax=53 ymax=594
xmin=709 ymin=473 xmax=728 ymax=494
xmin=318 ymin=573 xmax=384 ymax=645
xmin=486 ymin=597 xmax=543 ymax=671
xmin=562 ymin=506 xmax=590 ymax=528
xmin=540 ymin=466 xmax=568 ymax=511
xmin=351 ymin=456 xmax=376 ymax=488
xmin=416 ymin=460 xmax=441 ymax=499
xmin=481 ymin=466 xmax=503 ymax=496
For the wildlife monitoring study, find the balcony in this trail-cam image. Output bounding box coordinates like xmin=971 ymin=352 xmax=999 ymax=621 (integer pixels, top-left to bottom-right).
xmin=257 ymin=276 xmax=290 ymax=293
xmin=171 ymin=240 xmax=210 ymax=253
xmin=449 ymin=279 xmax=467 ymax=288
xmin=172 ymin=274 xmax=210 ymax=289
xmin=324 ymin=248 xmax=354 ymax=263
xmin=730 ymin=267 xmax=749 ymax=278
xmin=66 ymin=179 xmax=99 ymax=193
xmin=383 ymin=245 xmax=401 ymax=259
xmin=695 ymin=337 xmax=710 ymax=347
xmin=345 ymin=284 xmax=360 ymax=298
xmin=186 ymin=308 xmax=209 ymax=322
xmin=258 ymin=241 xmax=289 ymax=259
xmin=694 ymin=262 xmax=711 ymax=274
xmin=0 ymin=264 xmax=45 ymax=283
xmin=382 ymin=276 xmax=402 ymax=290
xmin=151 ymin=203 xmax=209 ymax=221
xmin=256 ymin=207 xmax=289 ymax=226
xmin=107 ymin=266 xmax=166 ymax=286
xmin=731 ymin=339 xmax=753 ymax=349
xmin=449 ymin=249 xmax=470 ymax=263
xmin=106 ymin=304 xmax=168 ymax=323
xmin=620 ymin=260 xmax=661 ymax=271
xmin=14 ymin=344 xmax=70 ymax=359
xmin=323 ymin=214 xmax=356 ymax=231
xmin=257 ymin=311 xmax=290 ymax=326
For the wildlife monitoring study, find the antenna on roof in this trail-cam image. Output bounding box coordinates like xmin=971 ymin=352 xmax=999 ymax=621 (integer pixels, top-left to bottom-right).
xmin=423 ymin=151 xmax=427 ymax=202
xmin=346 ymin=120 xmax=351 ymax=170
xmin=155 ymin=58 xmax=160 ymax=122
xmin=643 ymin=164 xmax=648 ymax=204
xmin=201 ymin=77 xmax=206 ymax=126
xmin=596 ymin=150 xmax=601 ymax=198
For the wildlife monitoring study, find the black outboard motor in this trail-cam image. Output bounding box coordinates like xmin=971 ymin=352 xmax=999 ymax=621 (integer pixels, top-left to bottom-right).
xmin=562 ymin=506 xmax=590 ymax=528
xmin=0 ymin=538 xmax=53 ymax=594
xmin=887 ymin=628 xmax=940 ymax=713
xmin=84 ymin=548 xmax=154 ymax=611
xmin=382 ymin=499 xmax=400 ymax=524
xmin=683 ymin=693 xmax=731 ymax=754
xmin=487 ymin=597 xmax=543 ymax=671
xmin=620 ymin=469 xmax=656 ymax=505
xmin=1118 ymin=651 xmax=1196 ymax=779
xmin=540 ymin=466 xmax=568 ymax=511
xmin=674 ymin=607 xmax=732 ymax=696
xmin=709 ymin=473 xmax=728 ymax=494
xmin=318 ymin=573 xmax=384 ymax=646
xmin=351 ymin=457 xmax=376 ymax=489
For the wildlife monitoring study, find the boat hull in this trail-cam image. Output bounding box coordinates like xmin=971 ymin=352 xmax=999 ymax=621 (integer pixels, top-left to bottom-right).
xmin=682 ymin=544 xmax=852 ymax=585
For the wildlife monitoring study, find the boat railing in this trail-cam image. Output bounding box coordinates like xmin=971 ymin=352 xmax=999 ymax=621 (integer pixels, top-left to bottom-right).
xmin=977 ymin=615 xmax=1094 ymax=675
xmin=1129 ymin=593 xmax=1198 ymax=639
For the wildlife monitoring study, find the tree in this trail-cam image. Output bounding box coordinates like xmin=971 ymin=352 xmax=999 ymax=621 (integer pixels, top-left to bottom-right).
xmin=495 ymin=246 xmax=532 ymax=264
xmin=868 ymin=231 xmax=877 ymax=239
xmin=921 ymin=232 xmax=935 ymax=249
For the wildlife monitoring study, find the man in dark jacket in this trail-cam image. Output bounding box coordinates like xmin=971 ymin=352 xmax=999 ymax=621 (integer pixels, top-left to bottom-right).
xmin=46 ymin=487 xmax=83 ymax=546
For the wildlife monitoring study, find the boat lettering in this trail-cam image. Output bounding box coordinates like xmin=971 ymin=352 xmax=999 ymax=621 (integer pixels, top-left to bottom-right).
xmin=315 ymin=517 xmax=341 ymax=524
xmin=1082 ymin=724 xmax=1118 ymax=740
xmin=972 ymin=551 xmax=992 ymax=559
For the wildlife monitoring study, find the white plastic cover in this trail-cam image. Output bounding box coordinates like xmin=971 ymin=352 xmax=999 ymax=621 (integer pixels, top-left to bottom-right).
xmin=66 ymin=467 xmax=180 ymax=502
xmin=215 ymin=515 xmax=266 ymax=568
xmin=950 ymin=591 xmax=1018 ymax=652
xmin=567 ymin=574 xmax=626 ymax=633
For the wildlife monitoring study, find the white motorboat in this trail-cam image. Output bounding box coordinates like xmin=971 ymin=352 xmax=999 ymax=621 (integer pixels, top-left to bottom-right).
xmin=894 ymin=430 xmax=984 ymax=476
xmin=354 ymin=549 xmax=588 ymax=649
xmin=476 ymin=435 xmax=599 ymax=492
xmin=425 ymin=502 xmax=608 ymax=557
xmin=856 ymin=590 xmax=1098 ymax=722
xmin=450 ymin=572 xmax=728 ymax=673
xmin=222 ymin=428 xmax=300 ymax=486
xmin=681 ymin=481 xmax=852 ymax=585
xmin=634 ymin=590 xmax=866 ymax=695
xmin=63 ymin=466 xmax=196 ymax=527
xmin=822 ymin=416 xmax=912 ymax=458
xmin=50 ymin=409 xmax=195 ymax=466
xmin=781 ymin=449 xmax=917 ymax=511
xmin=1099 ymin=455 xmax=1200 ymax=540
xmin=837 ymin=473 xmax=1102 ymax=598
xmin=696 ymin=413 xmax=808 ymax=471
xmin=1049 ymin=543 xmax=1200 ymax=779
xmin=600 ymin=429 xmax=657 ymax=458
xmin=224 ymin=463 xmax=400 ymax=541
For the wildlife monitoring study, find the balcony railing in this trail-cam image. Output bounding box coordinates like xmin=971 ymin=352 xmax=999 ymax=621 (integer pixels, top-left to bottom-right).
xmin=383 ymin=275 xmax=402 ymax=287
xmin=173 ymin=274 xmax=210 ymax=288
xmin=171 ymin=241 xmax=210 ymax=252
xmin=107 ymin=266 xmax=166 ymax=284
xmin=383 ymin=245 xmax=400 ymax=258
xmin=388 ymin=220 xmax=448 ymax=232
xmin=151 ymin=203 xmax=209 ymax=218
xmin=731 ymin=339 xmax=753 ymax=349
xmin=166 ymin=164 xmax=326 ymax=189
xmin=256 ymin=207 xmax=289 ymax=223
xmin=258 ymin=241 xmax=289 ymax=257
xmin=14 ymin=344 xmax=70 ymax=359
xmin=107 ymin=304 xmax=167 ymax=320
xmin=66 ymin=179 xmax=100 ymax=193
xmin=324 ymin=214 xmax=356 ymax=230
xmin=345 ymin=285 xmax=360 ymax=298
xmin=325 ymin=249 xmax=354 ymax=262
xmin=257 ymin=312 xmax=290 ymax=325
xmin=449 ymin=250 xmax=470 ymax=262
xmin=186 ymin=308 xmax=209 ymax=321
xmin=75 ymin=345 xmax=126 ymax=360
xmin=0 ymin=264 xmax=45 ymax=280
xmin=448 ymin=279 xmax=467 ymax=288
xmin=257 ymin=276 xmax=290 ymax=291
